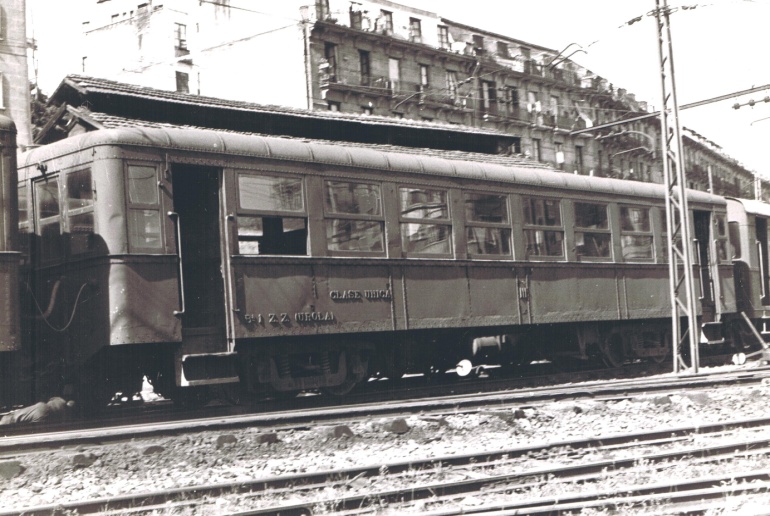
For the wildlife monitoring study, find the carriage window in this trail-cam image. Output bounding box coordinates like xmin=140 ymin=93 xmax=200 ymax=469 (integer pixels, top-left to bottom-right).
xmin=522 ymin=197 xmax=563 ymax=257
xmin=67 ymin=169 xmax=95 ymax=255
xmin=464 ymin=192 xmax=511 ymax=257
xmin=35 ymin=178 xmax=62 ymax=262
xmin=714 ymin=213 xmax=729 ymax=262
xmin=659 ymin=209 xmax=682 ymax=263
xmin=239 ymin=175 xmax=304 ymax=212
xmin=324 ymin=181 xmax=384 ymax=253
xmin=620 ymin=206 xmax=653 ymax=260
xmin=17 ymin=183 xmax=30 ymax=261
xmin=237 ymin=174 xmax=307 ymax=255
xmin=18 ymin=184 xmax=28 ymax=228
xmin=128 ymin=165 xmax=158 ymax=205
xmin=574 ymin=202 xmax=610 ymax=259
xmin=399 ymin=187 xmax=451 ymax=256
xmin=127 ymin=165 xmax=162 ymax=250
xmin=728 ymin=221 xmax=741 ymax=259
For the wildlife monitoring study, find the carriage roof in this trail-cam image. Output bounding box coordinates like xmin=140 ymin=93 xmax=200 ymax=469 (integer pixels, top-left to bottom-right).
xmin=21 ymin=125 xmax=725 ymax=206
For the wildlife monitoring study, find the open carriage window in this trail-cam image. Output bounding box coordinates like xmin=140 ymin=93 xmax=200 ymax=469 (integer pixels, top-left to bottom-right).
xmin=237 ymin=174 xmax=307 ymax=255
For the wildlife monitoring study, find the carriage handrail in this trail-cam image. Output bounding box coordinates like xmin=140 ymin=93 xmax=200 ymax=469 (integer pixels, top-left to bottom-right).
xmin=168 ymin=211 xmax=186 ymax=317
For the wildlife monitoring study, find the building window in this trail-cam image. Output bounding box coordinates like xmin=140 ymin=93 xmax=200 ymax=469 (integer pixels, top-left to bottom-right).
xmin=620 ymin=206 xmax=653 ymax=260
xmin=503 ymin=86 xmax=518 ymax=116
xmin=377 ymin=10 xmax=393 ymax=33
xmin=359 ymin=50 xmax=370 ymax=86
xmin=438 ymin=25 xmax=450 ymax=49
xmin=464 ymin=192 xmax=511 ymax=257
xmin=237 ymin=174 xmax=307 ymax=256
xmin=575 ymin=145 xmax=584 ymax=174
xmin=388 ymin=57 xmax=400 ymax=92
xmin=446 ymin=70 xmax=458 ymax=101
xmin=399 ymin=187 xmax=452 ymax=256
xmin=323 ymin=42 xmax=337 ymax=82
xmin=472 ymin=35 xmax=485 ymax=54
xmin=324 ymin=181 xmax=384 ymax=254
xmin=409 ymin=17 xmax=422 ymax=43
xmin=574 ymin=202 xmax=611 ymax=259
xmin=555 ymin=142 xmax=564 ymax=169
xmin=327 ymin=101 xmax=340 ymax=111
xmin=175 ymin=71 xmax=189 ymax=93
xmin=523 ymin=197 xmax=563 ymax=258
xmin=174 ymin=23 xmax=187 ymax=50
xmin=479 ymin=80 xmax=496 ymax=114
xmin=316 ymin=0 xmax=331 ymax=21
xmin=496 ymin=41 xmax=510 ymax=58
xmin=419 ymin=64 xmax=429 ymax=90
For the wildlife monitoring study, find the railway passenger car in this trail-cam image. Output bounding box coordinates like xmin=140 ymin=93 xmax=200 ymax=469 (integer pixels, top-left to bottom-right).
xmin=6 ymin=125 xmax=743 ymax=407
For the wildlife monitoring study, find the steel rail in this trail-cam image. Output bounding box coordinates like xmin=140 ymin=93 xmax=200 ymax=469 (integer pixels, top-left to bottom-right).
xmin=7 ymin=417 xmax=770 ymax=515
xmin=2 ymin=366 xmax=769 ymax=453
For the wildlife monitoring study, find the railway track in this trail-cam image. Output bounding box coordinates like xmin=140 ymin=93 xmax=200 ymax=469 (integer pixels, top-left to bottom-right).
xmin=2 ymin=364 xmax=769 ymax=453
xmin=7 ymin=413 xmax=770 ymax=515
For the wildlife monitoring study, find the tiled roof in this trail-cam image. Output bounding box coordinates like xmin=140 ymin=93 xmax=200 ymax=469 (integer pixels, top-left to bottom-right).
xmin=56 ymin=74 xmax=514 ymax=138
xmin=80 ymin=109 xmax=554 ymax=170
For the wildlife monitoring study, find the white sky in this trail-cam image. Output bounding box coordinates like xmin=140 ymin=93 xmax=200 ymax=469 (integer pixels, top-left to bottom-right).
xmin=27 ymin=0 xmax=770 ymax=177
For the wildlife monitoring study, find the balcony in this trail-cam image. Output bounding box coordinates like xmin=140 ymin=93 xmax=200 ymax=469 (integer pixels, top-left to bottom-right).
xmin=320 ymin=74 xmax=395 ymax=97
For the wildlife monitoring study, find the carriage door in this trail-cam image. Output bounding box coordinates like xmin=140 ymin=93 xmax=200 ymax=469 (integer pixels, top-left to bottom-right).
xmin=170 ymin=165 xmax=228 ymax=359
xmin=756 ymin=217 xmax=770 ymax=305
xmin=694 ymin=211 xmax=716 ymax=322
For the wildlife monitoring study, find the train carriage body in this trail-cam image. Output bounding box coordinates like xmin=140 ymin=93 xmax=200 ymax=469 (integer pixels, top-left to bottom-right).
xmin=11 ymin=126 xmax=738 ymax=403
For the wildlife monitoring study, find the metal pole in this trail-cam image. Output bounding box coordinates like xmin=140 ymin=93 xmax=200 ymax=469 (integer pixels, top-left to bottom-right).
xmin=655 ymin=0 xmax=700 ymax=373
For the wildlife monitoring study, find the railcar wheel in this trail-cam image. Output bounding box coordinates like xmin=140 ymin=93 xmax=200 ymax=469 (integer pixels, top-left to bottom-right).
xmin=321 ymin=350 xmax=365 ymax=396
xmin=600 ymin=333 xmax=625 ymax=368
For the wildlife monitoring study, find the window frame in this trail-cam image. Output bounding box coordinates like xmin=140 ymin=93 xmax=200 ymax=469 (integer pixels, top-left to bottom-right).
xmin=522 ymin=196 xmax=564 ymax=260
xmin=573 ymin=201 xmax=612 ymax=261
xmin=126 ymin=162 xmax=165 ymax=253
xmin=398 ymin=185 xmax=453 ymax=258
xmin=619 ymin=204 xmax=654 ymax=262
xmin=463 ymin=191 xmax=512 ymax=260
xmin=63 ymin=167 xmax=96 ymax=257
xmin=323 ymin=179 xmax=385 ymax=257
xmin=235 ymin=171 xmax=309 ymax=257
xmin=33 ymin=175 xmax=63 ymax=264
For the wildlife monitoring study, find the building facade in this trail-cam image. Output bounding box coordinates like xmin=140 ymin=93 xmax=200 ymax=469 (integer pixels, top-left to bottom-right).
xmin=57 ymin=0 xmax=766 ymax=198
xmin=2 ymin=0 xmax=31 ymax=147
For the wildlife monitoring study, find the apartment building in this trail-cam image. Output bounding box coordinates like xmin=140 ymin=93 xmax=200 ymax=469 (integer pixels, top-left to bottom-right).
xmin=62 ymin=0 xmax=762 ymax=198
